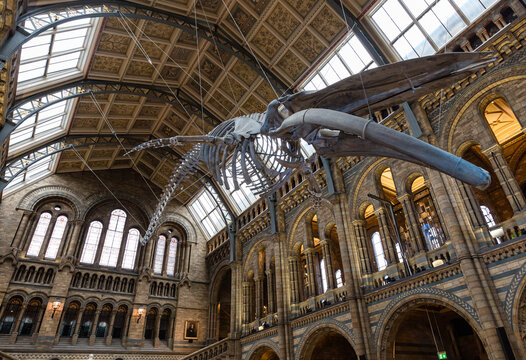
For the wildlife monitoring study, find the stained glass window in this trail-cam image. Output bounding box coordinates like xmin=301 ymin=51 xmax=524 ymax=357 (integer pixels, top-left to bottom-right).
xmin=153 ymin=235 xmax=166 ymax=274
xmin=99 ymin=209 xmax=127 ymax=267
xmin=121 ymin=228 xmax=140 ymax=270
xmin=27 ymin=212 xmax=52 ymax=256
xmin=80 ymin=221 xmax=103 ymax=264
xmin=166 ymin=237 xmax=178 ymax=276
xmin=44 ymin=215 xmax=68 ymax=259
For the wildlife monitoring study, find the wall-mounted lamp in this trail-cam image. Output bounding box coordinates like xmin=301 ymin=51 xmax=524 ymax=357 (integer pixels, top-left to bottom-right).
xmin=137 ymin=307 xmax=145 ymax=323
xmin=51 ymin=301 xmax=61 ymax=318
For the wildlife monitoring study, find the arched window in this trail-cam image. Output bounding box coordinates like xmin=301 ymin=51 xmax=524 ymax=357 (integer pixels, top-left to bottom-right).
xmin=335 ymin=269 xmax=343 ymax=288
xmin=121 ymin=228 xmax=140 ymax=270
xmin=480 ymin=205 xmax=496 ymax=227
xmin=27 ymin=212 xmax=52 ymax=256
xmin=99 ymin=209 xmax=127 ymax=267
xmin=44 ymin=215 xmax=68 ymax=259
xmin=80 ymin=221 xmax=103 ymax=264
xmin=166 ymin=237 xmax=178 ymax=276
xmin=371 ymin=232 xmax=387 ymax=271
xmin=153 ymin=235 xmax=166 ymax=274
xmin=483 ymin=97 xmax=522 ymax=144
xmin=320 ymin=258 xmax=328 ymax=293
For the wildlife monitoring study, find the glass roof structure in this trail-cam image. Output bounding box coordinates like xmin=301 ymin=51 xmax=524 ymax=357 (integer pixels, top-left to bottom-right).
xmin=302 ymin=32 xmax=377 ymax=91
xmin=4 ymin=17 xmax=100 ymax=196
xmin=370 ymin=0 xmax=499 ymax=60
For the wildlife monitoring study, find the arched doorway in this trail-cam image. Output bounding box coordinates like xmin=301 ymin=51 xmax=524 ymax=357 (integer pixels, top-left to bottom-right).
xmin=384 ymin=303 xmax=487 ymax=360
xmin=300 ymin=328 xmax=358 ymax=360
xmin=209 ymin=267 xmax=231 ymax=342
xmin=249 ymin=345 xmax=279 ymax=360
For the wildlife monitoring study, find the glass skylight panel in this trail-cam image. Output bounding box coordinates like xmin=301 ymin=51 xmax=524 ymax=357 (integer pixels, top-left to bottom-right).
xmin=301 ymin=33 xmax=376 ymax=91
xmin=188 ymin=187 xmax=228 ymax=239
xmin=4 ymin=154 xmax=57 ymax=196
xmin=222 ymin=162 xmax=258 ymax=215
xmin=371 ymin=0 xmax=499 ymax=59
xmin=18 ymin=17 xmax=97 ymax=88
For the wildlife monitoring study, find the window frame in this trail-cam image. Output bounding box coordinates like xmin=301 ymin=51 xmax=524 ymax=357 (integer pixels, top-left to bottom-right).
xmin=79 ymin=220 xmax=104 ymax=265
xmin=99 ymin=209 xmax=127 ymax=268
xmin=369 ymin=0 xmax=499 ymax=60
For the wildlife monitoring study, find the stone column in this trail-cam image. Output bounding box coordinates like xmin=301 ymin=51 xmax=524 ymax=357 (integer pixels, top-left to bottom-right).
xmin=242 ymin=282 xmax=250 ymax=324
xmin=427 ymin=169 xmax=515 ymax=359
xmin=122 ymin=309 xmax=131 ymax=346
xmin=38 ymin=216 xmax=57 ymax=259
xmin=376 ymin=208 xmax=396 ymax=264
xmin=20 ymin=212 xmax=38 ymax=252
xmin=12 ymin=211 xmax=33 ymax=249
xmin=398 ymin=193 xmax=426 ymax=252
xmin=31 ymin=306 xmax=45 ymax=344
xmin=105 ymin=310 xmax=117 ymax=346
xmin=167 ymin=312 xmax=175 ymax=348
xmin=320 ymin=239 xmax=335 ymax=290
xmin=71 ymin=307 xmax=84 ymax=345
xmin=484 ymin=145 xmax=526 ymax=213
xmin=288 ymin=257 xmax=300 ymax=304
xmin=65 ymin=220 xmax=84 ymax=258
xmin=143 ymin=239 xmax=154 ymax=269
xmin=352 ymin=220 xmax=373 ymax=274
xmin=254 ymin=276 xmax=264 ymax=319
xmin=88 ymin=309 xmax=101 ymax=346
xmin=153 ymin=311 xmax=161 ymax=347
xmin=304 ymin=248 xmax=317 ymax=298
xmin=265 ymin=269 xmax=275 ymax=314
xmin=207 ymin=302 xmax=218 ymax=342
xmin=9 ymin=303 xmax=28 ymax=343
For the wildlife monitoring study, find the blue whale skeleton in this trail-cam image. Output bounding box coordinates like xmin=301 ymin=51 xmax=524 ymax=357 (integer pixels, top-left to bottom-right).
xmin=127 ymin=52 xmax=493 ymax=245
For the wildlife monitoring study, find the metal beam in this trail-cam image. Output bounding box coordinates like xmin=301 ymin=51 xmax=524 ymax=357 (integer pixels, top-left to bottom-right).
xmin=0 ymin=133 xmax=189 ymax=191
xmin=0 ymin=0 xmax=289 ymax=94
xmin=2 ymin=79 xmax=221 ymax=144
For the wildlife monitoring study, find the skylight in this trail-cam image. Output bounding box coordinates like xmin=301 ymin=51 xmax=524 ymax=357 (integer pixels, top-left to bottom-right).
xmin=4 ymin=154 xmax=58 ymax=195
xmin=8 ymin=96 xmax=73 ymax=153
xmin=370 ymin=0 xmax=499 ymax=60
xmin=3 ymin=17 xmax=101 ymax=196
xmin=188 ymin=184 xmax=228 ymax=239
xmin=302 ymin=33 xmax=376 ymax=91
xmin=222 ymin=164 xmax=258 ymax=215
xmin=17 ymin=18 xmax=99 ymax=91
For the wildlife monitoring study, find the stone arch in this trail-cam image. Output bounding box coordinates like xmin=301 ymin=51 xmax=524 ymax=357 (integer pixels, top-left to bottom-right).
xmin=245 ymin=340 xmax=281 ymax=360
xmin=81 ymin=192 xmax=153 ymax=220
xmin=438 ymin=65 xmax=526 ymax=151
xmin=157 ymin=214 xmax=197 ymax=244
xmin=243 ymin=237 xmax=274 ymax=275
xmin=375 ymin=288 xmax=484 ymax=360
xmin=210 ymin=264 xmax=231 ymax=302
xmin=506 ymin=261 xmax=526 ymax=331
xmin=18 ymin=186 xmax=82 ymax=218
xmin=296 ymin=319 xmax=357 ymax=360
xmin=350 ymin=158 xmax=386 ymax=219
xmin=286 ymin=199 xmax=334 ymax=254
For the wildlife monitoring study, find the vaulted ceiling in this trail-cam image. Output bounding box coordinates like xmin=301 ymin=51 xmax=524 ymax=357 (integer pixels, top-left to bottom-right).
xmin=6 ymin=0 xmax=376 ymax=203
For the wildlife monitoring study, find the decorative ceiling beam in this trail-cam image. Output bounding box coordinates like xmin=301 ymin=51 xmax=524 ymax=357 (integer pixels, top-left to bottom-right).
xmin=0 ymin=133 xmax=191 ymax=190
xmin=1 ymin=79 xmax=222 ymax=144
xmin=0 ymin=0 xmax=289 ymax=94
